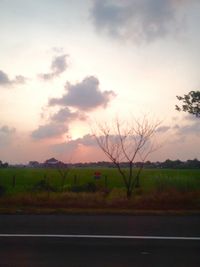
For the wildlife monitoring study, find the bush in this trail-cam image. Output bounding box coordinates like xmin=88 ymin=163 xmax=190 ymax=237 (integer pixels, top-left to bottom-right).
xmin=70 ymin=182 xmax=97 ymax=193
xmin=32 ymin=180 xmax=57 ymax=192
xmin=86 ymin=182 xmax=97 ymax=192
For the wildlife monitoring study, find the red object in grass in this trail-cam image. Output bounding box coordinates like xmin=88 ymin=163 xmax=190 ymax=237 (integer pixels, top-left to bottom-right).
xmin=94 ymin=171 xmax=101 ymax=179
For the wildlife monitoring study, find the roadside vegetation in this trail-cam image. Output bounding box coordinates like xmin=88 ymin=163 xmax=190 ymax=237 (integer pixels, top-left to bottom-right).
xmin=0 ymin=167 xmax=199 ymax=212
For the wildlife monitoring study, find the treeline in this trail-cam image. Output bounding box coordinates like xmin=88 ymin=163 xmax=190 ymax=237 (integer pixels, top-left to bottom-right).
xmin=69 ymin=159 xmax=200 ymax=169
xmin=0 ymin=161 xmax=9 ymax=168
xmin=151 ymin=159 xmax=200 ymax=169
xmin=1 ymin=158 xmax=200 ymax=169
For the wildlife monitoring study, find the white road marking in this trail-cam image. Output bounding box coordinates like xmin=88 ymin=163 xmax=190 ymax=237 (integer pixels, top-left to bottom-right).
xmin=0 ymin=234 xmax=199 ymax=240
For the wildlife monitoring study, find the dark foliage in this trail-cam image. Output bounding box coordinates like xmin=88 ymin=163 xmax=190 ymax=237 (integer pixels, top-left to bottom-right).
xmin=32 ymin=179 xmax=56 ymax=192
xmin=70 ymin=182 xmax=97 ymax=193
xmin=0 ymin=185 xmax=6 ymax=197
xmin=176 ymin=90 xmax=200 ymax=117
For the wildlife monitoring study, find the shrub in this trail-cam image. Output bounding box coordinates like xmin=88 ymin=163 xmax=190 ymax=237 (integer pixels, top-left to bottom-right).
xmin=32 ymin=179 xmax=56 ymax=192
xmin=70 ymin=184 xmax=85 ymax=193
xmin=70 ymin=182 xmax=97 ymax=193
xmin=86 ymin=182 xmax=97 ymax=192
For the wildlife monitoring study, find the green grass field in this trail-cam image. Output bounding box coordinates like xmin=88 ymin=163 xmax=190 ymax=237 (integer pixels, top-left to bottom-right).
xmin=0 ymin=167 xmax=199 ymax=194
xmin=0 ymin=167 xmax=199 ymax=211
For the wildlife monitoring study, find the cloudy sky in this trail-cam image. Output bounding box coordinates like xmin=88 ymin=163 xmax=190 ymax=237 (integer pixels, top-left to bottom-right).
xmin=0 ymin=0 xmax=200 ymax=164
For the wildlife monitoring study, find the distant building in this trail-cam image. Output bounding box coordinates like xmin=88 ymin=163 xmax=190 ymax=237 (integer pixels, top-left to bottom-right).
xmin=44 ymin=158 xmax=66 ymax=168
xmin=29 ymin=161 xmax=40 ymax=167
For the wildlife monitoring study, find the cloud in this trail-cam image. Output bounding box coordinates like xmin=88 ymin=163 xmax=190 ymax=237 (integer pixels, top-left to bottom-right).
xmin=39 ymin=54 xmax=68 ymax=80
xmin=51 ymin=54 xmax=68 ymax=74
xmin=31 ymin=122 xmax=68 ymax=139
xmin=0 ymin=125 xmax=16 ymax=147
xmin=0 ymin=125 xmax=15 ymax=134
xmin=75 ymin=134 xmax=97 ymax=147
xmin=52 ymin=134 xmax=97 ymax=153
xmin=91 ymin=0 xmax=196 ymax=43
xmin=33 ymin=76 xmax=114 ymax=141
xmin=14 ymin=75 xmax=26 ymax=84
xmin=173 ymin=114 xmax=200 ymax=136
xmin=156 ymin=126 xmax=171 ymax=133
xmin=0 ymin=70 xmax=10 ymax=85
xmin=184 ymin=114 xmax=199 ymax=123
xmin=0 ymin=70 xmax=26 ymax=87
xmin=49 ymin=76 xmax=116 ymax=110
xmin=176 ymin=121 xmax=200 ymax=136
xmin=51 ymin=107 xmax=87 ymax=123
xmin=32 ymin=106 xmax=87 ymax=140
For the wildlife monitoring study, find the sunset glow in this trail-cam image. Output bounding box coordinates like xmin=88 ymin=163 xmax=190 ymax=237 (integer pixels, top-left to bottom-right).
xmin=0 ymin=0 xmax=199 ymax=164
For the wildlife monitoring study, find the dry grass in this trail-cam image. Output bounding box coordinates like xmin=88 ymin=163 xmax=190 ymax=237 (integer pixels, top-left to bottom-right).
xmin=133 ymin=189 xmax=200 ymax=210
xmin=0 ymin=188 xmax=200 ymax=212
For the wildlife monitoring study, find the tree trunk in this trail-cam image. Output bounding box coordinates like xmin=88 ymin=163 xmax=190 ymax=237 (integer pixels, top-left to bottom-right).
xmin=126 ymin=189 xmax=132 ymax=199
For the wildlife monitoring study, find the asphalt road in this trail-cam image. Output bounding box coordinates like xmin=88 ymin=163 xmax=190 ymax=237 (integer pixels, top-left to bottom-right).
xmin=0 ymin=215 xmax=199 ymax=266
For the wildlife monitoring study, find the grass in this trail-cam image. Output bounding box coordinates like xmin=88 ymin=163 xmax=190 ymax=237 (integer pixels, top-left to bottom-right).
xmin=0 ymin=167 xmax=200 ymax=193
xmin=0 ymin=167 xmax=199 ymax=213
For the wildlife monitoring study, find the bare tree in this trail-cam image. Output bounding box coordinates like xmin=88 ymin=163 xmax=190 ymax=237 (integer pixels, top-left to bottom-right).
xmin=93 ymin=117 xmax=160 ymax=198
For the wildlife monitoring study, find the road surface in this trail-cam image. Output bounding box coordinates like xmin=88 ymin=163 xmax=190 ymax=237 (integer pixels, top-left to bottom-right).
xmin=0 ymin=214 xmax=199 ymax=266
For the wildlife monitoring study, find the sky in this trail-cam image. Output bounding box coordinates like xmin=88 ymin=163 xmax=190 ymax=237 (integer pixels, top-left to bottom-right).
xmin=0 ymin=0 xmax=200 ymax=164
